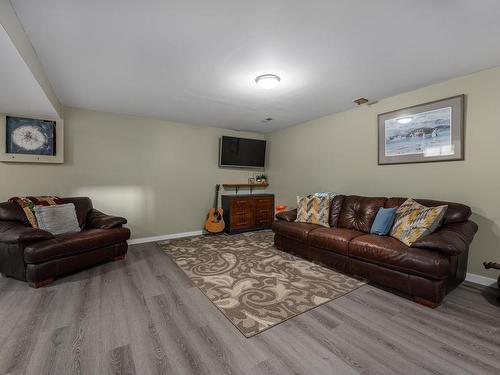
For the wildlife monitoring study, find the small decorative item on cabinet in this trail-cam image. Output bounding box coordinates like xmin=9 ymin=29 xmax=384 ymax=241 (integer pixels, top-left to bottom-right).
xmin=276 ymin=205 xmax=288 ymax=213
xmin=255 ymin=175 xmax=261 ymax=183
xmin=259 ymin=174 xmax=268 ymax=184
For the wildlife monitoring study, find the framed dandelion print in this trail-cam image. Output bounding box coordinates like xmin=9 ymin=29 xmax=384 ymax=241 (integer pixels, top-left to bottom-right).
xmin=0 ymin=114 xmax=64 ymax=163
xmin=378 ymin=95 xmax=464 ymax=165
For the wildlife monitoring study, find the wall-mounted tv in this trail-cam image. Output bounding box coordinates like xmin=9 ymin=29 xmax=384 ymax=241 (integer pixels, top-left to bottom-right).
xmin=219 ymin=136 xmax=266 ymax=168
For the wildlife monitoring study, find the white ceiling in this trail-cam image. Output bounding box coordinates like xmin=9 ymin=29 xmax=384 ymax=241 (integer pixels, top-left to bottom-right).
xmin=0 ymin=24 xmax=58 ymax=118
xmin=10 ymin=0 xmax=500 ymax=132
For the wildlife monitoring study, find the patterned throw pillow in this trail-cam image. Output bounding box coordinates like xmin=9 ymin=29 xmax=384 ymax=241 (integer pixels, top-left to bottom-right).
xmin=311 ymin=192 xmax=336 ymax=201
xmin=295 ymin=195 xmax=330 ymax=227
xmin=390 ymin=199 xmax=448 ymax=246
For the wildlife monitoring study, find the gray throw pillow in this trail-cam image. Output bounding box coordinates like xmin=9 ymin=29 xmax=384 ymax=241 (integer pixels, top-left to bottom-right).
xmin=34 ymin=203 xmax=81 ymax=235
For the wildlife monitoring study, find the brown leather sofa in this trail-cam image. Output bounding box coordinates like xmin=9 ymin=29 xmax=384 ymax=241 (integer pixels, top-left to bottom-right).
xmin=273 ymin=195 xmax=478 ymax=307
xmin=0 ymin=197 xmax=130 ymax=287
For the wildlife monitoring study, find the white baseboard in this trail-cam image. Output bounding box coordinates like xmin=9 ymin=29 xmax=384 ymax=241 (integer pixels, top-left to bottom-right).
xmin=128 ymin=230 xmax=203 ymax=245
xmin=465 ymin=273 xmax=498 ymax=289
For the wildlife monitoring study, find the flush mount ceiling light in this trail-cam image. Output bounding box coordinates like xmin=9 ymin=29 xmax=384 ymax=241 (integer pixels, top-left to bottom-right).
xmin=397 ymin=117 xmax=413 ymax=124
xmin=255 ymin=74 xmax=281 ymax=89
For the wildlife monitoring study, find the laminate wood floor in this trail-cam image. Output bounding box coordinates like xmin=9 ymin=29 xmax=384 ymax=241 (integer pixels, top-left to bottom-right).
xmin=0 ymin=240 xmax=499 ymax=375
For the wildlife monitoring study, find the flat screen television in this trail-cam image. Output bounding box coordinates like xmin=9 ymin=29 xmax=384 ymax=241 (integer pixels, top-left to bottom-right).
xmin=219 ymin=136 xmax=266 ymax=168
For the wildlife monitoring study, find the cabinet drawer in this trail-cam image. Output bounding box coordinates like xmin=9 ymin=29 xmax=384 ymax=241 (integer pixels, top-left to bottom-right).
xmin=255 ymin=198 xmax=274 ymax=206
xmin=231 ymin=199 xmax=253 ymax=211
xmin=231 ymin=213 xmax=254 ymax=228
xmin=255 ymin=216 xmax=273 ymax=226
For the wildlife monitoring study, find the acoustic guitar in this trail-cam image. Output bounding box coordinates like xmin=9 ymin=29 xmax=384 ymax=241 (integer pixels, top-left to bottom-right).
xmin=205 ymin=184 xmax=225 ymax=233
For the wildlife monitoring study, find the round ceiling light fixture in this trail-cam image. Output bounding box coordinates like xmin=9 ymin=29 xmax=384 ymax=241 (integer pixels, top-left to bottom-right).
xmin=255 ymin=74 xmax=281 ymax=89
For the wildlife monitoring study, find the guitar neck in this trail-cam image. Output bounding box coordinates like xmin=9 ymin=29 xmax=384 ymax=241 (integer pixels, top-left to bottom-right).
xmin=214 ymin=185 xmax=220 ymax=209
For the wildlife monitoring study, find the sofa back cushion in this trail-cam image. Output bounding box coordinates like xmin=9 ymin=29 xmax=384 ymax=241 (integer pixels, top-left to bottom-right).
xmin=337 ymin=196 xmax=387 ymax=233
xmin=329 ymin=195 xmax=345 ymax=227
xmin=385 ymin=198 xmax=471 ymax=224
xmin=61 ymin=197 xmax=93 ymax=227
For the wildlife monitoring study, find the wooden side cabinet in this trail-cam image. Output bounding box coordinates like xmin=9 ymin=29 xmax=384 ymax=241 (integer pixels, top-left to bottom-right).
xmin=221 ymin=194 xmax=274 ymax=234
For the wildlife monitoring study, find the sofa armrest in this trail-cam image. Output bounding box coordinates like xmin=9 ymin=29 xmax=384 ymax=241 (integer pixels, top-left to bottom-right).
xmin=0 ymin=221 xmax=54 ymax=244
xmin=276 ymin=209 xmax=297 ymax=222
xmin=412 ymin=220 xmax=478 ymax=256
xmin=86 ymin=209 xmax=127 ymax=229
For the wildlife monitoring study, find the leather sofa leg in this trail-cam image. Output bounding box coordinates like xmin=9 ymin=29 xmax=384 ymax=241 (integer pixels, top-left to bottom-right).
xmin=414 ymin=296 xmax=441 ymax=309
xmin=113 ymin=255 xmax=126 ymax=261
xmin=30 ymin=277 xmax=55 ymax=288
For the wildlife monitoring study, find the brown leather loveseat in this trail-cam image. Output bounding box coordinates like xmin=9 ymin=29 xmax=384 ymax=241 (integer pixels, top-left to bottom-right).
xmin=273 ymin=195 xmax=478 ymax=307
xmin=0 ymin=197 xmax=130 ymax=287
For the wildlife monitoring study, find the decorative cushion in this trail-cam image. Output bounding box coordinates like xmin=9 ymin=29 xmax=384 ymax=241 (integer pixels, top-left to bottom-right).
xmin=295 ymin=195 xmax=330 ymax=227
xmin=390 ymin=199 xmax=447 ymax=246
xmin=370 ymin=207 xmax=397 ymax=236
xmin=311 ymin=192 xmax=336 ymax=201
xmin=34 ymin=203 xmax=81 ymax=235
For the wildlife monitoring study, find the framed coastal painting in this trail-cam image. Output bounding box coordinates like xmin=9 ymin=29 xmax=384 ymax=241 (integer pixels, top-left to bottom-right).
xmin=378 ymin=95 xmax=464 ymax=165
xmin=0 ymin=114 xmax=64 ymax=163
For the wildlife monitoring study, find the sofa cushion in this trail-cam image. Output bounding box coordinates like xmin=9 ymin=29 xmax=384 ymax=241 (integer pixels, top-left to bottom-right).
xmin=61 ymin=197 xmax=93 ymax=227
xmin=370 ymin=207 xmax=397 ymax=236
xmin=337 ymin=196 xmax=387 ymax=233
xmin=24 ymin=227 xmax=131 ymax=264
xmin=390 ymin=199 xmax=447 ymax=246
xmin=272 ymin=220 xmax=321 ymax=243
xmin=34 ymin=203 xmax=81 ymax=235
xmin=329 ymin=195 xmax=345 ymax=227
xmin=296 ymin=195 xmax=330 ymax=227
xmin=309 ymin=228 xmax=365 ymax=255
xmin=0 ymin=202 xmax=29 ymax=224
xmin=349 ymin=234 xmax=449 ymax=279
xmin=385 ymin=197 xmax=471 ymax=224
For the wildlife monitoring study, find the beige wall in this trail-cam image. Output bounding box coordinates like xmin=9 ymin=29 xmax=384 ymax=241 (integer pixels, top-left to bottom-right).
xmin=0 ymin=107 xmax=264 ymax=238
xmin=1 ymin=68 xmax=498 ymax=279
xmin=266 ymin=66 xmax=500 ymax=279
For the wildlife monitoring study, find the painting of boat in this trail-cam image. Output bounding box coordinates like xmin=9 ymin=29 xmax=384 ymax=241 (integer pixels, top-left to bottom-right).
xmin=384 ymin=107 xmax=452 ymax=157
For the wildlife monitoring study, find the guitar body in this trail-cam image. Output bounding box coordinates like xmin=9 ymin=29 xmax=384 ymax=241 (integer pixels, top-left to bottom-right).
xmin=205 ymin=207 xmax=225 ymax=233
xmin=205 ymin=184 xmax=225 ymax=234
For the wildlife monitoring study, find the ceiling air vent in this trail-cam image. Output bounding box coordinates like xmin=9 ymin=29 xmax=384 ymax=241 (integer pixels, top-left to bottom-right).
xmin=353 ymin=97 xmax=369 ymax=105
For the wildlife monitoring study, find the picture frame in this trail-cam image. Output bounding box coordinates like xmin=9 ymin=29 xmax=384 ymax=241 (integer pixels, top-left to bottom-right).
xmin=0 ymin=114 xmax=64 ymax=163
xmin=378 ymin=95 xmax=464 ymax=165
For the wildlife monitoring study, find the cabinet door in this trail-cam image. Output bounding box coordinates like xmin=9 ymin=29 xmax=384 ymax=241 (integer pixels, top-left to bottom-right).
xmin=230 ymin=199 xmax=255 ymax=228
xmin=254 ymin=197 xmax=274 ymax=226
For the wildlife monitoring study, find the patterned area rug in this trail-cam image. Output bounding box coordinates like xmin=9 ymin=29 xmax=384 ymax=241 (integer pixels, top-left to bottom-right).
xmin=158 ymin=231 xmax=365 ymax=337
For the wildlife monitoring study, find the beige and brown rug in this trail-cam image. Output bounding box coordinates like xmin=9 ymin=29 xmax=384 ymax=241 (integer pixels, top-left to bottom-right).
xmin=158 ymin=231 xmax=365 ymax=337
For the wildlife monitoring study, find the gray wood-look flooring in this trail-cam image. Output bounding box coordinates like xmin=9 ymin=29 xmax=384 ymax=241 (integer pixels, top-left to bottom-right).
xmin=0 ymin=241 xmax=499 ymax=375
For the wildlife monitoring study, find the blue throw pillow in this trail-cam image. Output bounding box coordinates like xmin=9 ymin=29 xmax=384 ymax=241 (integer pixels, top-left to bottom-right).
xmin=370 ymin=207 xmax=397 ymax=236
